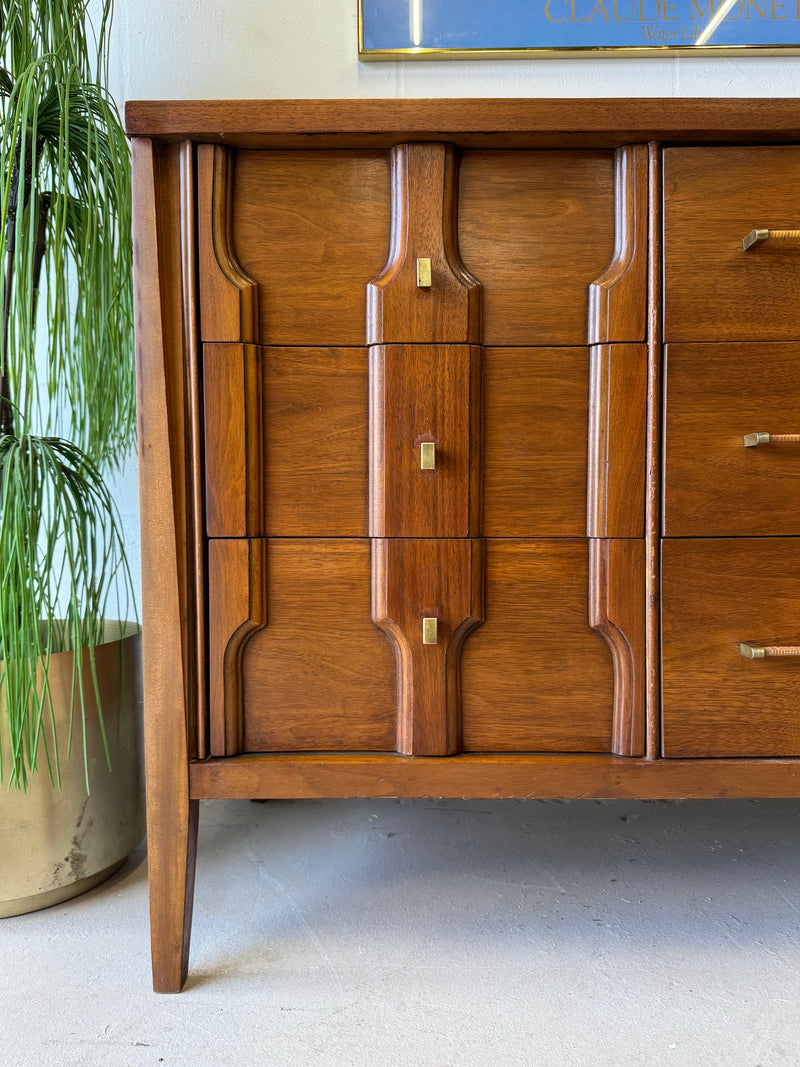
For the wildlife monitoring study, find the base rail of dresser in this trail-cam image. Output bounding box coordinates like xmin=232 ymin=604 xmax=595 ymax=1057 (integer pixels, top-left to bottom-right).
xmin=188 ymin=753 xmax=800 ymax=801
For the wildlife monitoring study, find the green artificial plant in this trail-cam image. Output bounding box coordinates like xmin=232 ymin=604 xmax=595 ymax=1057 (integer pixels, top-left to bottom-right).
xmin=0 ymin=0 xmax=135 ymax=789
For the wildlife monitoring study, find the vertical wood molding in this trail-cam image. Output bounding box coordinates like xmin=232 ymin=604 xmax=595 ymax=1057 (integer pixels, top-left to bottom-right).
xmin=369 ymin=344 xmax=482 ymax=538
xmin=372 ymin=538 xmax=484 ymax=756
xmin=197 ymin=144 xmax=258 ymax=343
xmin=208 ymin=539 xmax=268 ymax=757
xmin=181 ymin=142 xmax=207 ymax=761
xmin=645 ymin=142 xmax=663 ymax=760
xmin=588 ymin=144 xmax=648 ymax=345
xmin=202 ymin=343 xmax=263 ymax=537
xmin=131 ymin=137 xmax=199 ymax=993
xmin=366 ymin=143 xmax=482 ymax=344
xmin=589 ymin=539 xmax=646 ymax=757
xmin=587 ymin=344 xmax=648 ymax=538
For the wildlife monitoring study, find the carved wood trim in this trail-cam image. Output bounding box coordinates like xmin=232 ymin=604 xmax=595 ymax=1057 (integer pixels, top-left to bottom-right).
xmin=589 ymin=538 xmax=646 ymax=757
xmin=588 ymin=144 xmax=648 ymax=345
xmin=369 ymin=344 xmax=483 ymax=538
xmin=587 ymin=344 xmax=647 ymax=538
xmin=208 ymin=539 xmax=268 ymax=756
xmin=197 ymin=144 xmax=258 ymax=343
xmin=181 ymin=141 xmax=207 ymax=761
xmin=645 ymin=141 xmax=663 ymax=761
xmin=372 ymin=538 xmax=484 ymax=756
xmin=366 ymin=143 xmax=482 ymax=345
xmin=202 ymin=343 xmax=263 ymax=537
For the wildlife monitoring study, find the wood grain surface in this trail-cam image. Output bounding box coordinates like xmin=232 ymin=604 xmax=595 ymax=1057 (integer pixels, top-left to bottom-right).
xmin=207 ymin=539 xmax=267 ymax=757
xmin=370 ymin=345 xmax=482 ymax=538
xmin=662 ymin=538 xmax=800 ymax=757
xmin=367 ymin=143 xmax=481 ymax=345
xmin=587 ymin=344 xmax=647 ymax=538
xmin=663 ymin=343 xmax=800 ymax=536
xmin=202 ymin=343 xmax=262 ymax=537
xmin=190 ymin=751 xmax=800 ymax=800
xmin=232 ymin=150 xmax=390 ymax=346
xmin=461 ymin=540 xmax=614 ymax=752
xmin=372 ymin=538 xmax=484 ymax=756
xmin=664 ymin=146 xmax=800 ymax=342
xmin=482 ymin=348 xmax=588 ymax=537
xmin=589 ymin=144 xmax=649 ymax=345
xmin=196 ymin=144 xmax=258 ymax=343
xmin=126 ymin=98 xmax=800 ymax=151
xmin=132 ymin=137 xmax=199 ymax=993
xmin=239 ymin=540 xmax=396 ymax=753
xmin=589 ymin=539 xmax=646 ymax=757
xmin=458 ymin=150 xmax=615 ymax=345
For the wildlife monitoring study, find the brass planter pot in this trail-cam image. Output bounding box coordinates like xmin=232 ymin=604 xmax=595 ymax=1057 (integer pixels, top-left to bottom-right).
xmin=0 ymin=624 xmax=145 ymax=918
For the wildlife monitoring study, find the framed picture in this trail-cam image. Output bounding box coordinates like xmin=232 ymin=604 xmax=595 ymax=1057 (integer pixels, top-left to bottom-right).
xmin=359 ymin=0 xmax=800 ymax=57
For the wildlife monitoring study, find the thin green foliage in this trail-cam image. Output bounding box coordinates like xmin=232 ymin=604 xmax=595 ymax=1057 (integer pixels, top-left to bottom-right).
xmin=0 ymin=433 xmax=132 ymax=790
xmin=0 ymin=1 xmax=136 ymax=790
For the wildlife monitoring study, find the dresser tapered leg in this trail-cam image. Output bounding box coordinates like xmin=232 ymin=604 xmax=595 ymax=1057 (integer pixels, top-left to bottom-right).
xmin=148 ymin=796 xmax=199 ymax=993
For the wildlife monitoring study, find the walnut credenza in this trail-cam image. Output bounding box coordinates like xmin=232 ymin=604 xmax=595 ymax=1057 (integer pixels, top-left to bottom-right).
xmin=128 ymin=99 xmax=800 ymax=992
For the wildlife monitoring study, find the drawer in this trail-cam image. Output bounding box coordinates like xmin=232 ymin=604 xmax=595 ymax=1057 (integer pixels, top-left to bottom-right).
xmin=664 ymin=147 xmax=800 ymax=342
xmin=664 ymin=343 xmax=800 ymax=536
xmin=204 ymin=344 xmax=611 ymax=539
xmin=226 ymin=148 xmax=617 ymax=348
xmin=662 ymin=538 xmax=800 ymax=757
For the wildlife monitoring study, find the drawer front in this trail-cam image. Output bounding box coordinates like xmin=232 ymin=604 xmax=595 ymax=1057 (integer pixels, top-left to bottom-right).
xmin=664 ymin=147 xmax=800 ymax=342
xmin=662 ymin=538 xmax=800 ymax=757
xmin=226 ymin=148 xmax=617 ymax=348
xmin=461 ymin=540 xmax=615 ymax=752
xmin=664 ymin=343 xmax=800 ymax=536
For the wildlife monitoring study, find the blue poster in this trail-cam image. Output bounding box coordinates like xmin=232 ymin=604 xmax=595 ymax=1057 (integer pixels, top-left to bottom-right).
xmin=359 ymin=0 xmax=800 ymax=54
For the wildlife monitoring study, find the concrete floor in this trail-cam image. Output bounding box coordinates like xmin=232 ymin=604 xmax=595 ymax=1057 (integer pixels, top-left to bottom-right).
xmin=2 ymin=797 xmax=800 ymax=1067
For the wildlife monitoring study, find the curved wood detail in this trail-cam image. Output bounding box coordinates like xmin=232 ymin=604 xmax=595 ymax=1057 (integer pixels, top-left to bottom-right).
xmin=587 ymin=344 xmax=647 ymax=538
xmin=197 ymin=144 xmax=258 ymax=342
xmin=372 ymin=538 xmax=484 ymax=756
xmin=588 ymin=144 xmax=648 ymax=345
xmin=589 ymin=539 xmax=646 ymax=757
xmin=367 ymin=143 xmax=482 ymax=344
xmin=208 ymin=539 xmax=268 ymax=756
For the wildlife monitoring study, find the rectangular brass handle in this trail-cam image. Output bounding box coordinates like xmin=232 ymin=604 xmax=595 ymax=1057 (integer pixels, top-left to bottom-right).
xmin=743 ymin=228 xmax=800 ymax=251
xmin=416 ymin=258 xmax=432 ymax=288
xmin=739 ymin=641 xmax=800 ymax=659
xmin=422 ymin=617 xmax=438 ymax=645
xmin=744 ymin=432 xmax=800 ymax=447
xmin=420 ymin=442 xmax=436 ymax=470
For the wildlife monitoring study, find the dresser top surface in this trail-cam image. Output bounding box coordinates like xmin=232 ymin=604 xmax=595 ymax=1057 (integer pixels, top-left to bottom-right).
xmin=125 ymin=97 xmax=800 ymax=150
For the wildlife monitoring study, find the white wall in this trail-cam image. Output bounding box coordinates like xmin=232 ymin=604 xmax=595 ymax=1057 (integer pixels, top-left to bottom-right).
xmin=110 ymin=0 xmax=800 ymax=609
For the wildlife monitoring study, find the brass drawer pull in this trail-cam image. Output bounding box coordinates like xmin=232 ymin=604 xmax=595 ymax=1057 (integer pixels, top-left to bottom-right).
xmin=420 ymin=441 xmax=436 ymax=470
xmin=422 ymin=617 xmax=438 ymax=645
xmin=739 ymin=641 xmax=800 ymax=660
xmin=416 ymin=257 xmax=432 ymax=288
xmin=742 ymin=228 xmax=800 ymax=251
xmin=743 ymin=432 xmax=800 ymax=447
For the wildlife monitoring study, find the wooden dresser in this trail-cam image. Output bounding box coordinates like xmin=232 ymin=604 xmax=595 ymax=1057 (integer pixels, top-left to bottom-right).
xmin=128 ymin=99 xmax=800 ymax=992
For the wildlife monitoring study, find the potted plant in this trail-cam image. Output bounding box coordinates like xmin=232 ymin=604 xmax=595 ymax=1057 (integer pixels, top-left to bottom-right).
xmin=0 ymin=0 xmax=142 ymax=916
